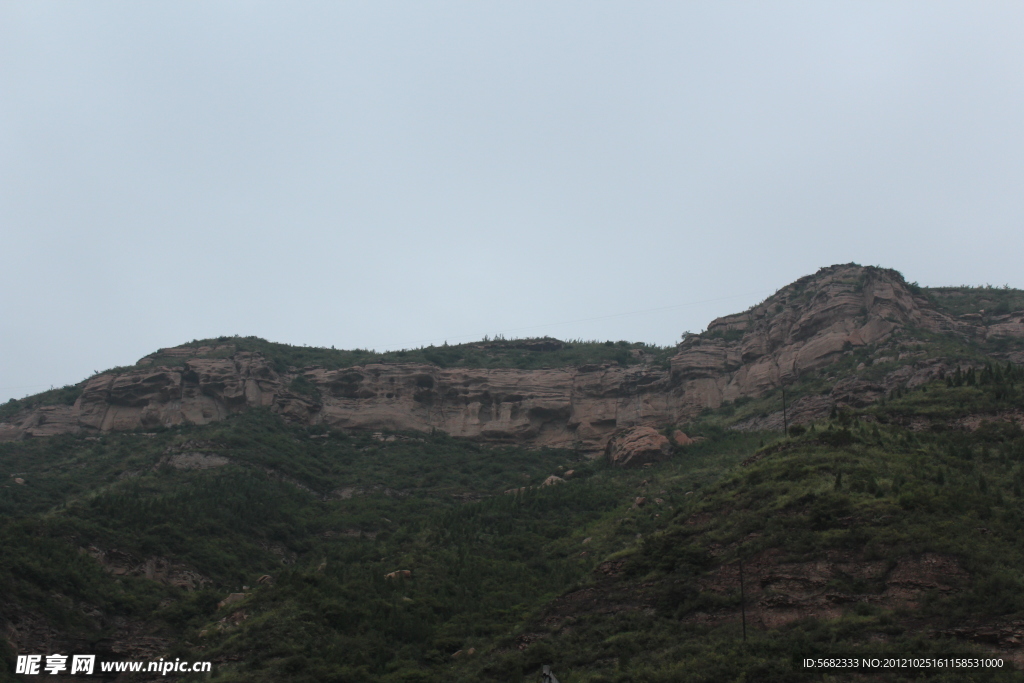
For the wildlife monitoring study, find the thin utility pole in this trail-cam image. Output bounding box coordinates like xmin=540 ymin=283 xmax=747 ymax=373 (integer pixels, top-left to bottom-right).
xmin=739 ymin=558 xmax=747 ymax=642
xmin=781 ymin=386 xmax=788 ymax=435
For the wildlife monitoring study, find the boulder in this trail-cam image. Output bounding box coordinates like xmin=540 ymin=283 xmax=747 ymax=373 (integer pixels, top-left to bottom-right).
xmin=672 ymin=430 xmax=694 ymax=446
xmin=218 ymin=593 xmax=246 ymax=609
xmin=605 ymin=426 xmax=671 ymax=468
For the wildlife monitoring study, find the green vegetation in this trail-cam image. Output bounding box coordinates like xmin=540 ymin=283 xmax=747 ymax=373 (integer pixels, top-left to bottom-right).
xmin=450 ymin=372 xmax=1024 ymax=682
xmin=0 ymin=408 xmax=769 ymax=682
xmin=0 ymin=334 xmax=673 ymax=427
xmin=925 ymin=285 xmax=1024 ymax=319
xmin=6 ymin=370 xmax=1024 ymax=680
xmin=0 ymin=412 xmax=616 ymax=682
xmin=155 ymin=336 xmax=676 ymax=374
xmin=0 ymin=384 xmax=81 ymax=421
xmin=6 ymin=273 xmax=1024 ymax=681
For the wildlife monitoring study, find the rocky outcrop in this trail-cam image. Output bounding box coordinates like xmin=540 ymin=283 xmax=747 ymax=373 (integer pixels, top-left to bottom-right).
xmin=671 ymin=265 xmax=946 ymax=413
xmin=605 ymin=426 xmax=671 ymax=468
xmin=672 ymin=430 xmax=694 ymax=446
xmin=689 ymin=550 xmax=969 ymax=629
xmin=532 ymin=549 xmax=971 ymax=644
xmin=0 ymin=353 xmax=675 ymax=452
xmin=308 ymin=361 xmax=677 ymax=451
xmin=81 ymin=546 xmax=209 ymax=590
xmin=218 ymin=593 xmax=246 ymax=609
xmin=2 ymin=265 xmax=1022 ymax=451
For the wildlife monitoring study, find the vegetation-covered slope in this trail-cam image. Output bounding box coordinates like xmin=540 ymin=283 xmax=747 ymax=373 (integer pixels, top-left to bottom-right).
xmin=3 ymin=361 xmax=1024 ymax=681
xmin=0 ymin=406 xmax=764 ymax=682
xmin=471 ymin=369 xmax=1024 ymax=682
xmin=147 ymin=336 xmax=674 ymax=374
xmin=5 ymin=267 xmax=1024 ymax=681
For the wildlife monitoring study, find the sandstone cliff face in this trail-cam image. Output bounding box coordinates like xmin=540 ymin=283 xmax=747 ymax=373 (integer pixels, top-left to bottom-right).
xmin=3 ymin=265 xmax=1022 ymax=450
xmin=605 ymin=426 xmax=671 ymax=468
xmin=668 ymin=264 xmax=1022 ymax=415
xmin=0 ymin=354 xmax=674 ymax=452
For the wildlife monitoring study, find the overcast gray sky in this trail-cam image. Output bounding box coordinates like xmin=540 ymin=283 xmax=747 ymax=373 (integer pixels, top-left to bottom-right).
xmin=2 ymin=2 xmax=1023 ymax=402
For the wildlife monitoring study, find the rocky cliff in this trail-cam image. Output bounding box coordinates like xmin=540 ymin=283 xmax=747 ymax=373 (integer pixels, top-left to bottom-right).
xmin=0 ymin=354 xmax=674 ymax=452
xmin=4 ymin=264 xmax=1023 ymax=451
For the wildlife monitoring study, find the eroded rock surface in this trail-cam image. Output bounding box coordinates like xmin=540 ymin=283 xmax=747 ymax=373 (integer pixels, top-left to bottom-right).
xmin=2 ymin=354 xmax=674 ymax=452
xmin=670 ymin=265 xmax=979 ymax=415
xmin=3 ymin=265 xmax=1022 ymax=451
xmin=606 ymin=425 xmax=671 ymax=468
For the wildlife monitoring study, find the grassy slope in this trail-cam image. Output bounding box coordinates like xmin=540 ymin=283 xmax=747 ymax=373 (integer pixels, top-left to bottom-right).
xmin=924 ymin=286 xmax=1024 ymax=319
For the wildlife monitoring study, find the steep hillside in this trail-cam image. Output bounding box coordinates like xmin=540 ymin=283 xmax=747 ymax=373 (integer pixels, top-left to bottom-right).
xmin=454 ymin=367 xmax=1024 ymax=682
xmin=4 ymin=365 xmax=1024 ymax=681
xmin=1 ymin=412 xmax=619 ymax=682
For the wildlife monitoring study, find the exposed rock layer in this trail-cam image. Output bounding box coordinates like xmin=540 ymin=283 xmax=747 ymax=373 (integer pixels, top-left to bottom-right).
xmin=605 ymin=426 xmax=672 ymax=468
xmin=3 ymin=265 xmax=1023 ymax=451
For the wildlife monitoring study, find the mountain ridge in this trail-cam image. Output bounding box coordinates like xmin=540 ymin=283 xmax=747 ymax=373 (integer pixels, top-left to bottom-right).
xmin=3 ymin=264 xmax=1024 ymax=453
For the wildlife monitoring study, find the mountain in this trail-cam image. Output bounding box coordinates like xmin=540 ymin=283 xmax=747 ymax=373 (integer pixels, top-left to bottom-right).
xmin=3 ymin=263 xmax=1024 ymax=682
xmin=5 ymin=264 xmax=1023 ymax=451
